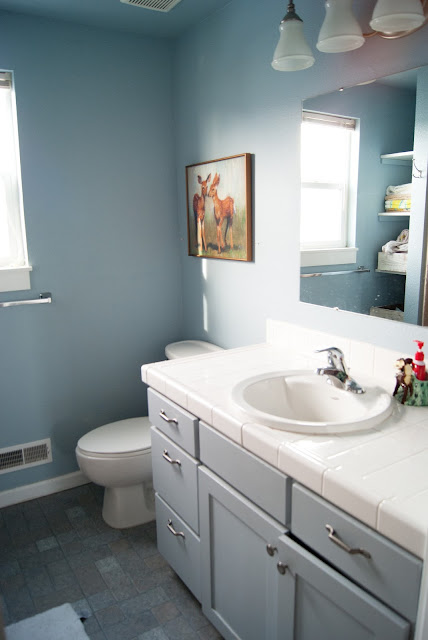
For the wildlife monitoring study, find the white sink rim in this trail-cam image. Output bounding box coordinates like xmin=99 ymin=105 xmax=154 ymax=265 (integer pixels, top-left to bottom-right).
xmin=231 ymin=369 xmax=393 ymax=434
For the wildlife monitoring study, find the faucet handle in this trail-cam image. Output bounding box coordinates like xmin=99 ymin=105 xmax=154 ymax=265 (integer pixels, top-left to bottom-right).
xmin=315 ymin=347 xmax=347 ymax=372
xmin=315 ymin=347 xmax=344 ymax=356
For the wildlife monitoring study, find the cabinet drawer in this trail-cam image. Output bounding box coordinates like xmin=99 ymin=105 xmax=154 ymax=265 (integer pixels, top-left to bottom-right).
xmin=148 ymin=388 xmax=199 ymax=457
xmin=155 ymin=493 xmax=201 ymax=602
xmin=151 ymin=427 xmax=199 ymax=533
xmin=291 ymin=484 xmax=422 ymax=622
xmin=200 ymin=422 xmax=291 ymax=525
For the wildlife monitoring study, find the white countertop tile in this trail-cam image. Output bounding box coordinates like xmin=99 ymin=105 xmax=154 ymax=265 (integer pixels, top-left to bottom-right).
xmin=141 ymin=359 xmax=169 ymax=385
xmin=282 ymin=430 xmax=380 ymax=461
xmin=242 ymin=423 xmax=300 ymax=467
xmin=144 ymin=366 xmax=167 ymax=395
xmin=163 ymin=377 xmax=189 ymax=409
xmin=325 ymin=432 xmax=426 ymax=476
xmin=186 ymin=391 xmax=214 ymax=425
xmin=378 ymin=492 xmax=428 ymax=559
xmin=322 ymin=468 xmax=385 ymax=529
xmin=278 ymin=442 xmax=330 ymax=494
xmin=211 ymin=403 xmax=244 ymax=444
xmin=362 ymin=450 xmax=428 ymax=501
xmin=387 ymin=422 xmax=428 ymax=455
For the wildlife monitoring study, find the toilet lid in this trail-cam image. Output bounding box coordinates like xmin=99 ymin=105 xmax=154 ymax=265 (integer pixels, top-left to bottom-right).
xmin=165 ymin=340 xmax=224 ymax=359
xmin=77 ymin=417 xmax=151 ymax=455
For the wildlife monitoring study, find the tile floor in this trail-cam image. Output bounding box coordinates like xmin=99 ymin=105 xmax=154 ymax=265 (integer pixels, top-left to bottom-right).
xmin=0 ymin=483 xmax=222 ymax=640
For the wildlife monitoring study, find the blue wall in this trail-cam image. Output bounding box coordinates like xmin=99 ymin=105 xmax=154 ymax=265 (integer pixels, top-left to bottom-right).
xmin=0 ymin=13 xmax=183 ymax=490
xmin=174 ymin=0 xmax=428 ymax=348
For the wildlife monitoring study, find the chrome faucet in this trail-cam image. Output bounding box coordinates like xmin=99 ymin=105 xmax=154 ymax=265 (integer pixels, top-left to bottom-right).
xmin=315 ymin=347 xmax=365 ymax=394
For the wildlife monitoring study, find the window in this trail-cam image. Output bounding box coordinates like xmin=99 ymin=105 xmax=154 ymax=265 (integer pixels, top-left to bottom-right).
xmin=300 ymin=110 xmax=359 ymax=267
xmin=0 ymin=71 xmax=31 ymax=292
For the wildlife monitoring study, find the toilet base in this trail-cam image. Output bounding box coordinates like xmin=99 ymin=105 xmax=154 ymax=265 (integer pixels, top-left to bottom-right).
xmin=102 ymin=483 xmax=155 ymax=529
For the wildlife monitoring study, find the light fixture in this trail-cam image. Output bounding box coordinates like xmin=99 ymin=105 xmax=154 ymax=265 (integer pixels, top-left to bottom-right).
xmin=271 ymin=2 xmax=315 ymax=72
xmin=370 ymin=0 xmax=425 ymax=34
xmin=272 ymin=0 xmax=428 ymax=71
xmin=317 ymin=0 xmax=364 ymax=52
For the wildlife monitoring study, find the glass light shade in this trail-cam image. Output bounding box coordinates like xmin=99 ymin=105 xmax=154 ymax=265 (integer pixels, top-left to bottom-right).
xmin=317 ymin=0 xmax=365 ymax=53
xmin=272 ymin=19 xmax=315 ymax=71
xmin=370 ymin=0 xmax=425 ymax=34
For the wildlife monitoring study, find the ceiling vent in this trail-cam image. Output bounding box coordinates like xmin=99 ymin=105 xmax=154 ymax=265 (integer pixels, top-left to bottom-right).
xmin=0 ymin=438 xmax=52 ymax=475
xmin=120 ymin=0 xmax=183 ymax=12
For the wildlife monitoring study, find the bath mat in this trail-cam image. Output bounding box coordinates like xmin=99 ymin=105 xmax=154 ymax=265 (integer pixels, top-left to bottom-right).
xmin=5 ymin=603 xmax=89 ymax=640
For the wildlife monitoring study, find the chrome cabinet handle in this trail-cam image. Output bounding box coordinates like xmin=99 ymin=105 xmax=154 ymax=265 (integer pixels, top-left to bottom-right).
xmin=266 ymin=544 xmax=277 ymax=556
xmin=277 ymin=562 xmax=288 ymax=575
xmin=162 ymin=449 xmax=181 ymax=467
xmin=325 ymin=524 xmax=371 ymax=559
xmin=167 ymin=519 xmax=185 ymax=539
xmin=159 ymin=410 xmax=178 ymax=425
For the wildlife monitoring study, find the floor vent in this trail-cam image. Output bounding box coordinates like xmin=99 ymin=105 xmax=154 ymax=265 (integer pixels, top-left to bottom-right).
xmin=0 ymin=439 xmax=52 ymax=475
xmin=120 ymin=0 xmax=183 ymax=13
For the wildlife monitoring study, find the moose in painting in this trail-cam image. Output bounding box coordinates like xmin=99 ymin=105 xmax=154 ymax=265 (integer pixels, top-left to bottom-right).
xmin=208 ymin=173 xmax=235 ymax=254
xmin=193 ymin=174 xmax=211 ymax=252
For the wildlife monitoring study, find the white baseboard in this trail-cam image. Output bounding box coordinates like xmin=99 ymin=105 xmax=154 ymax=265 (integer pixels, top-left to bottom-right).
xmin=0 ymin=470 xmax=91 ymax=508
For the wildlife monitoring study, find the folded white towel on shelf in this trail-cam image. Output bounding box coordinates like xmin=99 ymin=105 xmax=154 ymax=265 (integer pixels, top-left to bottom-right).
xmin=386 ymin=183 xmax=412 ymax=196
xmin=385 ymin=193 xmax=411 ymax=202
xmin=382 ymin=229 xmax=409 ymax=254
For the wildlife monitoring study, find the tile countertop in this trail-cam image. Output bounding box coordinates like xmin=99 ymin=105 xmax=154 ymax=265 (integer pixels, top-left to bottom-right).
xmin=141 ymin=343 xmax=428 ymax=560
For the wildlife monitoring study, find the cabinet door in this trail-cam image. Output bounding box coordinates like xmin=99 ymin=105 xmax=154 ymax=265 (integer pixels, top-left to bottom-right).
xmin=276 ymin=534 xmax=411 ymax=640
xmin=199 ymin=466 xmax=288 ymax=640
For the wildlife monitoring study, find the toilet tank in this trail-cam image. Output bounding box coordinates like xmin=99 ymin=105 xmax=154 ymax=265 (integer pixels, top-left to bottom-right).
xmin=165 ymin=340 xmax=224 ymax=360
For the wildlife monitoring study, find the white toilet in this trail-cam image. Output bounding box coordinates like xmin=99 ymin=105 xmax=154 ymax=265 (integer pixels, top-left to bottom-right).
xmin=75 ymin=340 xmax=223 ymax=529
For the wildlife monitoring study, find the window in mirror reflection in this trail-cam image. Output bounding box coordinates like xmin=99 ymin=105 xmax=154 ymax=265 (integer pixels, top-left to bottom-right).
xmin=301 ymin=111 xmax=359 ymax=262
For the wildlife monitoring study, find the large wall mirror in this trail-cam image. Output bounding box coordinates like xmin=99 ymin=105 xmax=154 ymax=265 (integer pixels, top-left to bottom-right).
xmin=300 ymin=65 xmax=428 ymax=326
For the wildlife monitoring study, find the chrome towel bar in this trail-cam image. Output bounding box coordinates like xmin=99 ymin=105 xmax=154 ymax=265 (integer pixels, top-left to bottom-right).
xmin=0 ymin=292 xmax=52 ymax=308
xmin=301 ymin=267 xmax=370 ymax=278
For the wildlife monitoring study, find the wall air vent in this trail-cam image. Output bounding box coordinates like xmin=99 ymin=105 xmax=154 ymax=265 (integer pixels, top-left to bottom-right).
xmin=0 ymin=438 xmax=52 ymax=474
xmin=119 ymin=0 xmax=182 ymax=12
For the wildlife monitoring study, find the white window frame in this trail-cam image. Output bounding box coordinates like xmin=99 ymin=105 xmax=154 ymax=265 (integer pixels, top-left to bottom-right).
xmin=300 ymin=110 xmax=359 ymax=268
xmin=0 ymin=70 xmax=31 ymax=293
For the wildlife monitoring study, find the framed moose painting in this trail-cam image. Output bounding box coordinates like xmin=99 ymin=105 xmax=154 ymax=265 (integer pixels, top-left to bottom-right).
xmin=186 ymin=153 xmax=252 ymax=261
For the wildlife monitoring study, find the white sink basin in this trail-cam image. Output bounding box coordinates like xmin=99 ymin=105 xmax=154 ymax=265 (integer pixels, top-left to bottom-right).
xmin=232 ymin=370 xmax=393 ymax=434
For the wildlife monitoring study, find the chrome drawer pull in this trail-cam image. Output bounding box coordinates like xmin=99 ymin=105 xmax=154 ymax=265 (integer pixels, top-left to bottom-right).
xmin=325 ymin=524 xmax=371 ymax=559
xmin=162 ymin=449 xmax=181 ymax=466
xmin=167 ymin=519 xmax=185 ymax=539
xmin=159 ymin=410 xmax=178 ymax=425
xmin=277 ymin=562 xmax=288 ymax=575
xmin=266 ymin=544 xmax=278 ymax=556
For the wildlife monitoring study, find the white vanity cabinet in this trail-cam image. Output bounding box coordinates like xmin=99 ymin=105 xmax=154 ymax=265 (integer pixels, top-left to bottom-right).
xmin=147 ymin=389 xmax=422 ymax=640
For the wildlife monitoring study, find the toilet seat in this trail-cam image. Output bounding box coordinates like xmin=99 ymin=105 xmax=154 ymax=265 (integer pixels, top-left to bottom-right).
xmin=77 ymin=417 xmax=151 ymax=456
xmin=76 ymin=448 xmax=151 ymax=460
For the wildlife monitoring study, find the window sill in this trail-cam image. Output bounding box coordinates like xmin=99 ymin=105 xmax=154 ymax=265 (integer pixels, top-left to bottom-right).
xmin=300 ymin=247 xmax=358 ymax=268
xmin=0 ymin=266 xmax=32 ymax=293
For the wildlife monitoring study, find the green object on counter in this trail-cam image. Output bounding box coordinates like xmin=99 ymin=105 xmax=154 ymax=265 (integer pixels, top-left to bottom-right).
xmin=395 ymin=374 xmax=428 ymax=406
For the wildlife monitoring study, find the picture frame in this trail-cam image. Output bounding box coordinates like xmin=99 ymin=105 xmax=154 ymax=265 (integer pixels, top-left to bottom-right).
xmin=186 ymin=153 xmax=252 ymax=261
